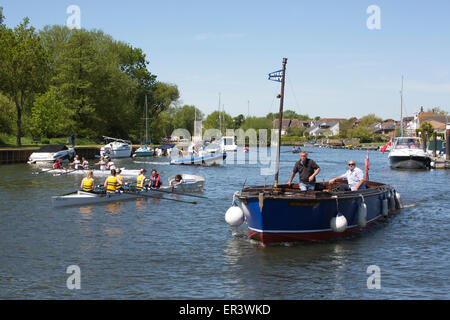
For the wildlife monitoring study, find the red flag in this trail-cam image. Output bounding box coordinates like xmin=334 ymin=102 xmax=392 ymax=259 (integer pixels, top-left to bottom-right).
xmin=364 ymin=151 xmax=369 ymax=181
xmin=380 ymin=141 xmax=391 ymax=154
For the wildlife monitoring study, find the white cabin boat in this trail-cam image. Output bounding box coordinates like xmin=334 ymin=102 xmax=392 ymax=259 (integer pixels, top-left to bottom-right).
xmin=388 ymin=137 xmax=430 ymax=169
xmin=28 ymin=145 xmax=76 ymax=163
xmin=100 ymin=136 xmax=132 ymax=158
xmin=42 ymin=168 xmax=141 ymax=176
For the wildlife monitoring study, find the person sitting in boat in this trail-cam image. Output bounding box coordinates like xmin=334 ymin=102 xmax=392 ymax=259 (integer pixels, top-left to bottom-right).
xmin=53 ymin=158 xmax=64 ymax=170
xmin=116 ymin=168 xmax=124 ymax=191
xmin=70 ymin=155 xmax=81 ymax=170
xmin=136 ymin=168 xmax=148 ymax=191
xmin=149 ymin=169 xmax=162 ymax=189
xmin=287 ymin=151 xmax=321 ymax=191
xmin=81 ymin=170 xmax=95 ymax=193
xmin=104 ymin=169 xmax=122 ymax=194
xmin=81 ymin=157 xmax=89 ymax=170
xmin=328 ymin=160 xmax=366 ymax=191
xmin=105 ymin=157 xmax=116 ymax=170
xmin=95 ymin=156 xmax=106 ymax=171
xmin=169 ymin=174 xmax=183 ymax=187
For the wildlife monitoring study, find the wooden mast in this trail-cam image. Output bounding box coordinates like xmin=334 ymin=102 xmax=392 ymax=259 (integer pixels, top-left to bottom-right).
xmin=273 ymin=58 xmax=287 ymax=189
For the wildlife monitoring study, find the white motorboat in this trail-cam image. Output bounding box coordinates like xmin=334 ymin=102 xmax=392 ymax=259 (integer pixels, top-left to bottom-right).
xmin=170 ymin=151 xmax=226 ymax=166
xmin=168 ymin=174 xmax=205 ymax=192
xmin=219 ymin=136 xmax=237 ymax=152
xmin=100 ymin=136 xmax=132 ymax=158
xmin=388 ymin=137 xmax=430 ymax=169
xmin=52 ymin=189 xmax=163 ymax=207
xmin=28 ymin=145 xmax=76 ymax=163
xmin=154 ymin=144 xmax=175 ymax=157
xmin=133 ymin=145 xmax=154 ymax=157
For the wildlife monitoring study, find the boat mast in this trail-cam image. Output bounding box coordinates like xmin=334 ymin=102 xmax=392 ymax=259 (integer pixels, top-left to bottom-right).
xmin=145 ymin=94 xmax=149 ymax=144
xmin=273 ymin=58 xmax=288 ymax=189
xmin=400 ymin=76 xmax=403 ymax=137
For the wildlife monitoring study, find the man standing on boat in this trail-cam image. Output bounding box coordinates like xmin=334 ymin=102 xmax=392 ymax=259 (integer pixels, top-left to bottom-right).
xmin=328 ymin=160 xmax=366 ymax=191
xmin=287 ymin=151 xmax=321 ymax=191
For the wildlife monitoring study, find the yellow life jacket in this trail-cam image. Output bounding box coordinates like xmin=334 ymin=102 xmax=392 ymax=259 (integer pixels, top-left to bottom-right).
xmin=136 ymin=174 xmax=145 ymax=190
xmin=82 ymin=177 xmax=94 ymax=192
xmin=106 ymin=176 xmax=118 ymax=193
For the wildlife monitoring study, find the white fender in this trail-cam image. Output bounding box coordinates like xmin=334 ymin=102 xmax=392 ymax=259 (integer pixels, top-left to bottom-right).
xmin=330 ymin=212 xmax=347 ymax=233
xmin=388 ymin=191 xmax=396 ymax=211
xmin=358 ymin=202 xmax=367 ymax=228
xmin=394 ymin=191 xmax=403 ymax=209
xmin=381 ymin=198 xmax=388 ymax=217
xmin=225 ymin=206 xmax=244 ymax=227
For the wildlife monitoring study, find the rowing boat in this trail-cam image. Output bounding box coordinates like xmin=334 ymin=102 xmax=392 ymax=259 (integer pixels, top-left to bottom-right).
xmin=42 ymin=168 xmax=140 ymax=176
xmin=52 ymin=189 xmax=163 ymax=207
xmin=168 ymin=174 xmax=205 ymax=192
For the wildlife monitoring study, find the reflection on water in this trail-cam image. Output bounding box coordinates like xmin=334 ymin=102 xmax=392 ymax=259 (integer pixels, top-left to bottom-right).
xmin=104 ymin=202 xmax=125 ymax=214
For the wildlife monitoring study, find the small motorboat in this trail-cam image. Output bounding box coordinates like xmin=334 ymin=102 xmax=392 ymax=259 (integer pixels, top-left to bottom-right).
xmin=133 ymin=145 xmax=154 ymax=157
xmin=100 ymin=136 xmax=132 ymax=158
xmin=170 ymin=151 xmax=227 ymax=166
xmin=154 ymin=144 xmax=175 ymax=157
xmin=388 ymin=137 xmax=430 ymax=169
xmin=28 ymin=145 xmax=76 ymax=163
xmin=167 ymin=174 xmax=205 ymax=192
xmin=292 ymin=146 xmax=301 ymax=153
xmin=52 ymin=189 xmax=163 ymax=207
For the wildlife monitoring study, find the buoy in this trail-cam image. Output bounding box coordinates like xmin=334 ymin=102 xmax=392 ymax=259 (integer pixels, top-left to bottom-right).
xmin=330 ymin=212 xmax=347 ymax=233
xmin=358 ymin=202 xmax=367 ymax=228
xmin=381 ymin=198 xmax=388 ymax=217
xmin=394 ymin=191 xmax=403 ymax=209
xmin=225 ymin=206 xmax=244 ymax=227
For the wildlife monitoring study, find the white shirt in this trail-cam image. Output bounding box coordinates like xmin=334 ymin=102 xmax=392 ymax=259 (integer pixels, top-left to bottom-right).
xmin=341 ymin=167 xmax=364 ymax=191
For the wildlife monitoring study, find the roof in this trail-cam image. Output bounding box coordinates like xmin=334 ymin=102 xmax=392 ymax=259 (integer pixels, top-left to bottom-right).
xmin=419 ymin=112 xmax=449 ymax=124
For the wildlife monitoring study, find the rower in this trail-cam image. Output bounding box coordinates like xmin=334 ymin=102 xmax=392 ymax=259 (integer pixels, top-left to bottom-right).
xmin=53 ymin=158 xmax=64 ymax=169
xmin=81 ymin=157 xmax=89 ymax=170
xmin=71 ymin=155 xmax=81 ymax=170
xmin=169 ymin=174 xmax=183 ymax=187
xmin=116 ymin=168 xmax=124 ymax=191
xmin=81 ymin=170 xmax=95 ymax=193
xmin=104 ymin=169 xmax=121 ymax=194
xmin=136 ymin=168 xmax=147 ymax=191
xmin=106 ymin=157 xmax=116 ymax=170
xmin=95 ymin=156 xmax=106 ymax=171
xmin=149 ymin=169 xmax=162 ymax=189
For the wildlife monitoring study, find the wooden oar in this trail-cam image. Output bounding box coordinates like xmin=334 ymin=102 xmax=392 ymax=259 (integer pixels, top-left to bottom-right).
xmin=124 ymin=191 xmax=197 ymax=205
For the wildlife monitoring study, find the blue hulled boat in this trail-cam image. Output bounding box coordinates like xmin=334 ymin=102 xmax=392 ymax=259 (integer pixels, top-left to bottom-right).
xmin=235 ymin=181 xmax=401 ymax=244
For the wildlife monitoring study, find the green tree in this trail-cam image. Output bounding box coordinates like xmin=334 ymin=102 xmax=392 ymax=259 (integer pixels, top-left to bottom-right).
xmin=0 ymin=93 xmax=15 ymax=134
xmin=348 ymin=126 xmax=373 ymax=143
xmin=417 ymin=121 xmax=434 ymax=138
xmin=0 ymin=6 xmax=4 ymax=25
xmin=172 ymin=105 xmax=203 ymax=135
xmin=0 ymin=18 xmax=49 ymax=145
xmin=359 ymin=114 xmax=382 ymax=127
xmin=427 ymin=107 xmax=448 ymax=115
xmin=233 ymin=114 xmax=245 ymax=129
xmin=203 ymin=111 xmax=233 ymax=131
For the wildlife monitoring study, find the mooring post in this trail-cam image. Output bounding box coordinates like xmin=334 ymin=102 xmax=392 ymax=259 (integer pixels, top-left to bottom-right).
xmin=433 ymin=131 xmax=437 ymax=157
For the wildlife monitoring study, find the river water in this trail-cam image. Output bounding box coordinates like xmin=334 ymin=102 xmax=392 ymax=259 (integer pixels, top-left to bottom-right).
xmin=0 ymin=147 xmax=448 ymax=299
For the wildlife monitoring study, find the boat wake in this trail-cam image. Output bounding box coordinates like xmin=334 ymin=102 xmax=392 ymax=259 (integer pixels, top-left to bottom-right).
xmin=401 ymin=200 xmax=426 ymax=209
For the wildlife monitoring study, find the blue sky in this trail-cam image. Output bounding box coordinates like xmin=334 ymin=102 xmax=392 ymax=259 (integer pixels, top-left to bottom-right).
xmin=1 ymin=0 xmax=449 ymax=120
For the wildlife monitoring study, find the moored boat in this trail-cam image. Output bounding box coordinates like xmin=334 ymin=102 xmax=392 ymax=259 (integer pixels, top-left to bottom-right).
xmin=170 ymin=151 xmax=227 ymax=166
xmin=133 ymin=145 xmax=154 ymax=157
xmin=28 ymin=145 xmax=76 ymax=163
xmin=41 ymin=168 xmax=141 ymax=176
xmin=100 ymin=136 xmax=132 ymax=158
xmin=388 ymin=137 xmax=430 ymax=169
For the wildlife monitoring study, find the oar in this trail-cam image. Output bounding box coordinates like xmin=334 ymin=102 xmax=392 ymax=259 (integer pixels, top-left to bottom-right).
xmin=32 ymin=168 xmax=55 ymax=175
xmin=125 ymin=191 xmax=197 ymax=205
xmin=54 ymin=169 xmax=78 ymax=176
xmin=149 ymin=188 xmax=209 ymax=199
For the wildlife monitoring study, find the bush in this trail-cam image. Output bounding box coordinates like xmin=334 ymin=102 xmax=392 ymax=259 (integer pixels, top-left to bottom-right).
xmin=42 ymin=138 xmax=50 ymax=144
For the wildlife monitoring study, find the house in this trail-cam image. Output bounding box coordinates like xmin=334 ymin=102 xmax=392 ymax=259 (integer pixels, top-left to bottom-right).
xmin=273 ymin=119 xmax=310 ymax=136
xmin=370 ymin=119 xmax=398 ymax=136
xmin=305 ymin=121 xmax=340 ymax=137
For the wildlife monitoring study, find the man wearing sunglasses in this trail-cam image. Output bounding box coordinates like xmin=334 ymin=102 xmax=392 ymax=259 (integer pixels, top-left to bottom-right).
xmin=328 ymin=160 xmax=366 ymax=191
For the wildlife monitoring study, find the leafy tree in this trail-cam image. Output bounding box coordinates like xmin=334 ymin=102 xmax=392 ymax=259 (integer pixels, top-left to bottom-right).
xmin=0 ymin=6 xmax=4 ymax=25
xmin=266 ymin=110 xmax=309 ymax=120
xmin=427 ymin=107 xmax=448 ymax=115
xmin=338 ymin=118 xmax=355 ymax=139
xmin=359 ymin=114 xmax=382 ymax=127
xmin=203 ymin=111 xmax=233 ymax=132
xmin=417 ymin=121 xmax=434 ymax=139
xmin=347 ymin=126 xmax=373 ymax=143
xmin=0 ymin=18 xmax=49 ymax=145
xmin=172 ymin=105 xmax=203 ymax=136
xmin=233 ymin=114 xmax=245 ymax=129
xmin=241 ymin=116 xmax=273 ymax=131
xmin=0 ymin=93 xmax=15 ymax=134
